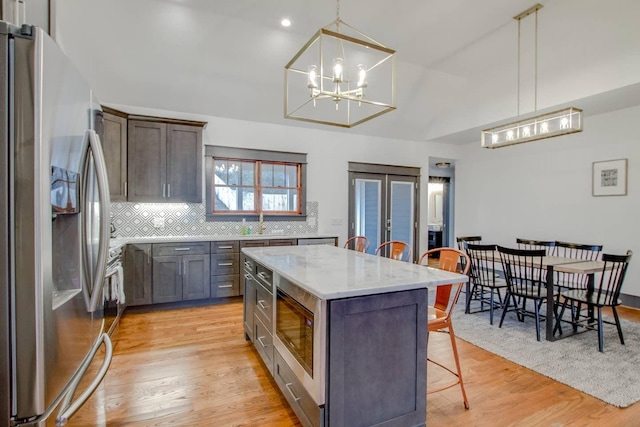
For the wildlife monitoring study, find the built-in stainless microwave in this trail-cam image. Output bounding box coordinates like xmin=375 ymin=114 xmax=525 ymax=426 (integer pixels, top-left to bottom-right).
xmin=274 ymin=276 xmax=326 ymax=406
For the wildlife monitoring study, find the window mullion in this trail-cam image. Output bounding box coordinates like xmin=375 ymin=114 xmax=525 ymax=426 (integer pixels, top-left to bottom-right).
xmin=256 ymin=161 xmax=262 ymax=214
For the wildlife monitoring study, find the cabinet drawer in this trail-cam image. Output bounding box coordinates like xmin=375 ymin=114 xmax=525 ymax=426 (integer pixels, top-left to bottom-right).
xmin=274 ymin=349 xmax=323 ymax=427
xmin=254 ymin=280 xmax=273 ymax=328
xmin=269 ymin=239 xmax=297 ymax=246
xmin=211 ymin=253 xmax=239 ymax=275
xmin=255 ymin=264 xmax=273 ymax=288
xmin=152 ymin=242 xmax=209 ymax=256
xmin=297 ymin=238 xmax=337 ymax=246
xmin=253 ymin=315 xmax=274 ymax=374
xmin=243 ymin=256 xmax=256 ymax=274
xmin=211 ymin=274 xmax=240 ymax=298
xmin=240 ymin=239 xmax=270 ymax=248
xmin=210 ymin=240 xmax=239 ymax=254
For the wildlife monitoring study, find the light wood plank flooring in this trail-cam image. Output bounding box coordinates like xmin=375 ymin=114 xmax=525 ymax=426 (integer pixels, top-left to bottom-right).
xmin=71 ymin=300 xmax=640 ymax=426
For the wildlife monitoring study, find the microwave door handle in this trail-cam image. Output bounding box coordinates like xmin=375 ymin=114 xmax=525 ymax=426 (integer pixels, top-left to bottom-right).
xmin=86 ymin=129 xmax=111 ymax=313
xmin=55 ymin=333 xmax=113 ymax=426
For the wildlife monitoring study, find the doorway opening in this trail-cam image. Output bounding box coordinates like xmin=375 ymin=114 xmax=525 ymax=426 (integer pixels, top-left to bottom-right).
xmin=428 ymin=158 xmax=455 ymax=251
xmin=427 ymin=177 xmax=450 ymax=253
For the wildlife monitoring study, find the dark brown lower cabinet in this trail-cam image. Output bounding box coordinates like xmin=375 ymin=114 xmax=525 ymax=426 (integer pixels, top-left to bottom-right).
xmin=123 ymin=243 xmax=152 ymax=306
xmin=124 ymin=237 xmax=337 ymax=308
xmin=152 ymin=254 xmax=210 ymax=303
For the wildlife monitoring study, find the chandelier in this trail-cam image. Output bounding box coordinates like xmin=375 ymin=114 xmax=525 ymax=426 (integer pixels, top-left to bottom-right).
xmin=481 ymin=4 xmax=583 ymax=148
xmin=284 ymin=0 xmax=396 ymax=128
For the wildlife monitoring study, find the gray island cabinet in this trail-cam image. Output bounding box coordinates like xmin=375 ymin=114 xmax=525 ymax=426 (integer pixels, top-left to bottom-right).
xmin=241 ymin=245 xmax=467 ymax=427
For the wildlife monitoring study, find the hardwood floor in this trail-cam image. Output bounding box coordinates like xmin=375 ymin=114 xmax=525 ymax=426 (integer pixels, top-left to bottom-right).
xmin=71 ymin=301 xmax=640 ymax=426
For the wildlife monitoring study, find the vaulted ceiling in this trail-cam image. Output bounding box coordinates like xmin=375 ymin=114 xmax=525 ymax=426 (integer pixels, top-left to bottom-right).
xmin=56 ymin=0 xmax=640 ymax=143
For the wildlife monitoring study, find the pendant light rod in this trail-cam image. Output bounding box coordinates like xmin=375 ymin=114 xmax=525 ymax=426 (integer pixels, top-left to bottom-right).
xmin=514 ymin=3 xmax=543 ymax=118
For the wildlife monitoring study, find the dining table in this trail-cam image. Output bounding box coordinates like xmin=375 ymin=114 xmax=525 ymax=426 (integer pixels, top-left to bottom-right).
xmin=478 ymin=252 xmax=605 ymax=341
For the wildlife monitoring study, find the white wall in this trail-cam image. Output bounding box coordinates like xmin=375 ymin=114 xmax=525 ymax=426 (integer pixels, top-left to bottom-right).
xmin=455 ymin=105 xmax=639 ymax=296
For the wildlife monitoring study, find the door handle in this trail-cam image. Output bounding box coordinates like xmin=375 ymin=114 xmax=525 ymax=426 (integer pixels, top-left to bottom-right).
xmin=55 ymin=333 xmax=113 ymax=426
xmin=82 ymin=130 xmax=111 ymax=314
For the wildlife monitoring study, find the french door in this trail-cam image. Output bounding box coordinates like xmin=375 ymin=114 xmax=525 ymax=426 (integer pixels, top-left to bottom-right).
xmin=348 ymin=163 xmax=419 ymax=261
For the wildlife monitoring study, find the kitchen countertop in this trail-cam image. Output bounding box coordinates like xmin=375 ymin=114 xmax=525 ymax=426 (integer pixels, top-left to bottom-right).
xmin=109 ymin=233 xmax=338 ymax=250
xmin=242 ymin=244 xmax=468 ymax=300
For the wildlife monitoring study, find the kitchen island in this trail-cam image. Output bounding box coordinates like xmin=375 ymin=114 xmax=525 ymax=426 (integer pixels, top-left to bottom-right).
xmin=242 ymin=244 xmax=468 ymax=427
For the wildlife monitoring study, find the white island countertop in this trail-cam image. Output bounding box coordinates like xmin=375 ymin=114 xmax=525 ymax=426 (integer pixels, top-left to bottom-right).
xmin=242 ymin=244 xmax=468 ymax=300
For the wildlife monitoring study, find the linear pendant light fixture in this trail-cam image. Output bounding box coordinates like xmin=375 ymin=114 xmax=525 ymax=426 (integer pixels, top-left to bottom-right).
xmin=481 ymin=4 xmax=583 ymax=148
xmin=284 ymin=0 xmax=396 ymax=128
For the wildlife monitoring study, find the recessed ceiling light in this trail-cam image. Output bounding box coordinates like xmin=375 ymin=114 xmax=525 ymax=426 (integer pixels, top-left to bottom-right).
xmin=281 ymin=18 xmax=291 ymax=27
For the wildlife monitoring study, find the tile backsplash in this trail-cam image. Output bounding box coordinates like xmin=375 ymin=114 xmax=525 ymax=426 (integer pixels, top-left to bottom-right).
xmin=111 ymin=201 xmax=319 ymax=238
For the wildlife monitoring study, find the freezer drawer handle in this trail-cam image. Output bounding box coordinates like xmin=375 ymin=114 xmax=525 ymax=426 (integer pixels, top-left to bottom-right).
xmin=285 ymin=383 xmax=302 ymax=403
xmin=56 ymin=333 xmax=113 ymax=426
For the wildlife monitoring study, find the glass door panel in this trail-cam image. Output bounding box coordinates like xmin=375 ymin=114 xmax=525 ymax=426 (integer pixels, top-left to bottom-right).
xmin=389 ymin=177 xmax=415 ymax=252
xmin=353 ymin=177 xmax=382 ymax=254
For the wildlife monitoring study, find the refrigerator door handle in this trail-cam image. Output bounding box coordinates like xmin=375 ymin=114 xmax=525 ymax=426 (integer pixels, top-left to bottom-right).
xmin=82 ymin=129 xmax=111 ymax=313
xmin=55 ymin=333 xmax=114 ymax=426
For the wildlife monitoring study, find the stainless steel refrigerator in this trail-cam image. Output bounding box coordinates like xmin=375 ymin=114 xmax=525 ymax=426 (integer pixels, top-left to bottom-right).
xmin=1 ymin=21 xmax=112 ymax=426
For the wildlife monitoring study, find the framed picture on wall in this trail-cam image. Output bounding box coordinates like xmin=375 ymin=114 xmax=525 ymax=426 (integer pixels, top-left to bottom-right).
xmin=592 ymin=158 xmax=628 ymax=196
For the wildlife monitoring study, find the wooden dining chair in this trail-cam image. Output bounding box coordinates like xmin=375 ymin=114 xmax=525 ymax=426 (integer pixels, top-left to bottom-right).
xmin=554 ymin=241 xmax=603 ymax=292
xmin=343 ymin=236 xmax=370 ymax=253
xmin=465 ymin=243 xmax=507 ymax=325
xmin=418 ymin=247 xmax=471 ymax=409
xmin=456 ymin=236 xmax=483 ymax=313
xmin=456 ymin=236 xmax=482 ymax=250
xmin=516 ymin=238 xmax=557 ymax=255
xmin=375 ymin=240 xmax=411 ymax=262
xmin=497 ymin=246 xmax=559 ymax=341
xmin=557 ymin=251 xmax=632 ymax=352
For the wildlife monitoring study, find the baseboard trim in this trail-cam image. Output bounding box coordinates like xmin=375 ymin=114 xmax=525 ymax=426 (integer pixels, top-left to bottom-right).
xmin=621 ymin=293 xmax=640 ymax=309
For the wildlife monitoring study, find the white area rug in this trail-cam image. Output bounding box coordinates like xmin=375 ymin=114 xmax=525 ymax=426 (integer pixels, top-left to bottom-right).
xmin=451 ymin=305 xmax=640 ymax=407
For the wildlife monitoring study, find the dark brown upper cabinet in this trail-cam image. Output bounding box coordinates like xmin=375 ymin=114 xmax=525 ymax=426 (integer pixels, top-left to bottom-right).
xmin=100 ymin=107 xmax=206 ymax=203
